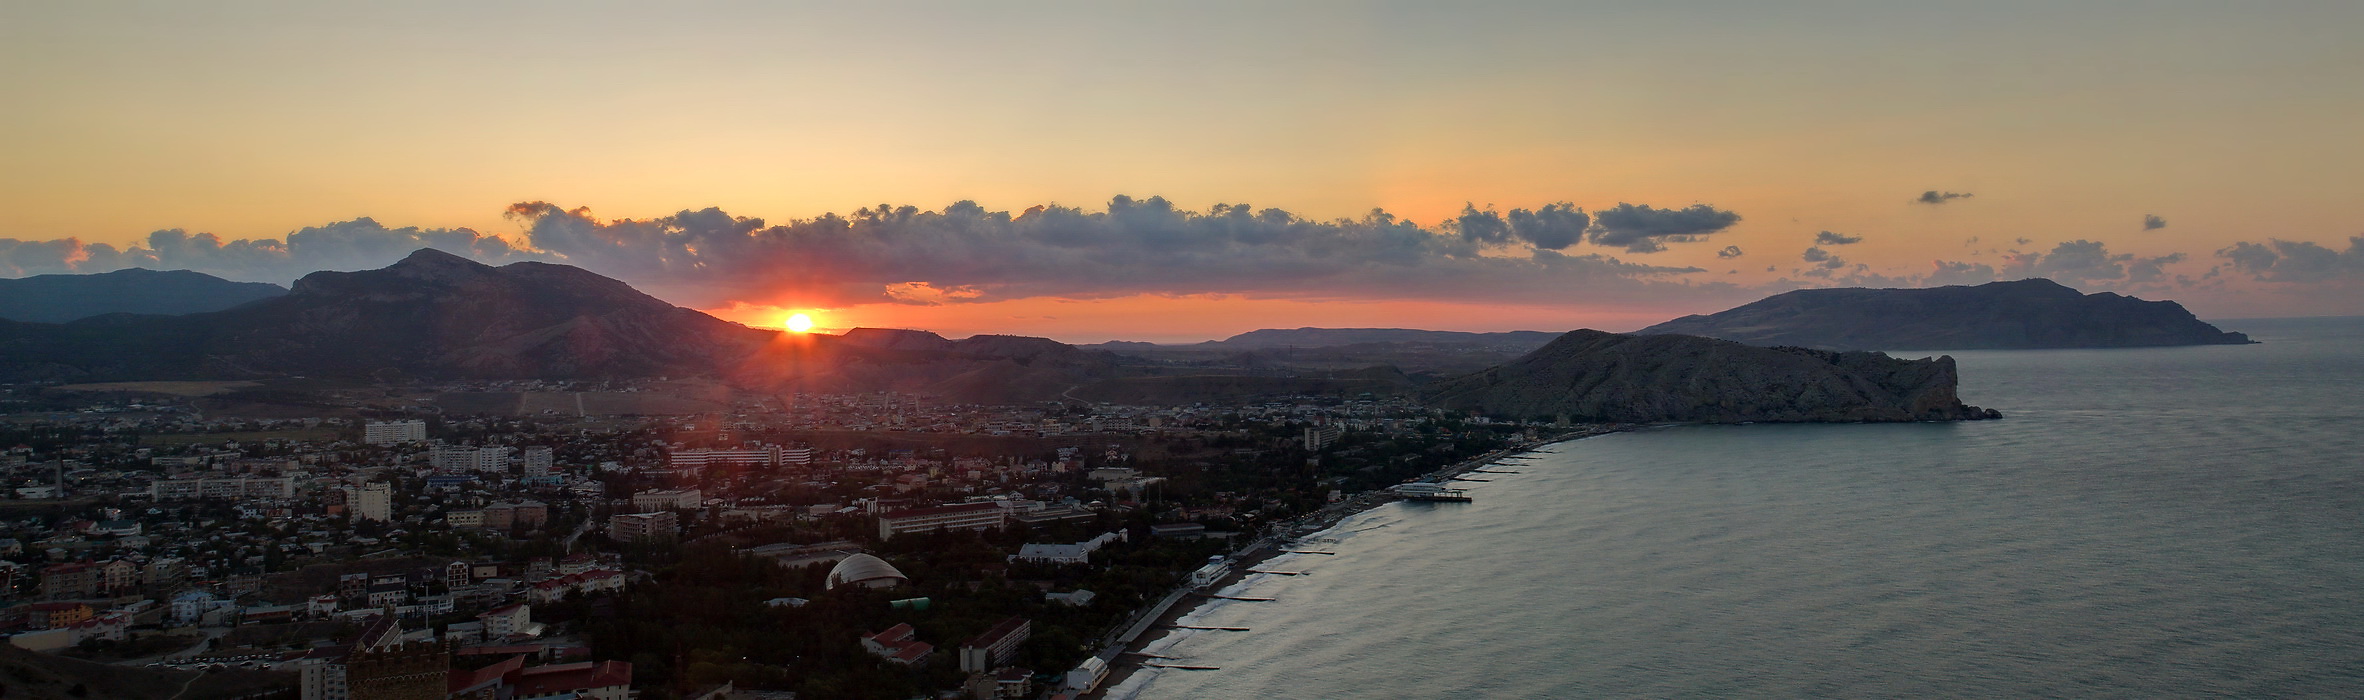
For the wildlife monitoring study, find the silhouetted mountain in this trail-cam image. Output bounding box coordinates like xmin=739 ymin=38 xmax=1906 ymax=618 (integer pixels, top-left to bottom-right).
xmin=1637 ymin=279 xmax=2251 ymax=350
xmin=0 ymin=249 xmax=773 ymax=381
xmin=1209 ymin=327 xmax=1559 ymax=349
xmin=1425 ymin=330 xmax=1998 ymax=423
xmin=0 ymin=268 xmax=285 ymax=322
xmin=837 ymin=328 xmax=956 ymax=352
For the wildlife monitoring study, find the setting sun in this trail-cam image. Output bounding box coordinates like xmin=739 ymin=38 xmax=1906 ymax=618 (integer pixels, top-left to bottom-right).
xmin=784 ymin=313 xmax=815 ymax=333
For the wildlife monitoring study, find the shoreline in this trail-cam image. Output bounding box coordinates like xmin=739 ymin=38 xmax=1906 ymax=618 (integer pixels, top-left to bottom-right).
xmin=1085 ymin=424 xmax=1629 ymax=698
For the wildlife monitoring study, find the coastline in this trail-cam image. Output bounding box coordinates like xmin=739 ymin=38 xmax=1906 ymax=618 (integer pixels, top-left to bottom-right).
xmin=1085 ymin=424 xmax=1628 ymax=698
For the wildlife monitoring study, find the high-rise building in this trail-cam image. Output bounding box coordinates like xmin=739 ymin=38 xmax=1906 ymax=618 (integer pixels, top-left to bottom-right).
xmin=362 ymin=420 xmax=427 ymax=446
xmin=521 ymin=447 xmax=553 ymax=477
xmin=357 ymin=482 xmax=393 ymax=522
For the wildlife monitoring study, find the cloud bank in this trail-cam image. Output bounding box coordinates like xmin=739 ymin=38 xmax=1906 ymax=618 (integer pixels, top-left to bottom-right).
xmin=1916 ymin=190 xmax=1974 ymax=204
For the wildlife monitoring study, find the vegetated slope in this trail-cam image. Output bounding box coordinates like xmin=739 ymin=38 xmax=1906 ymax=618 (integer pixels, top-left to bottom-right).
xmin=0 ymin=268 xmax=286 ymax=322
xmin=1424 ymin=330 xmax=1999 ymax=423
xmin=1637 ymin=278 xmax=2251 ymax=350
xmin=0 ymin=249 xmax=775 ymax=382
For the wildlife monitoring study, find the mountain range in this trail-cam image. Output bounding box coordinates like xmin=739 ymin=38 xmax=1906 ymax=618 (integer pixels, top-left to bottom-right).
xmin=0 ymin=268 xmax=286 ymax=323
xmin=1636 ymin=278 xmax=2251 ymax=350
xmin=1 ymin=249 xmax=2015 ymax=422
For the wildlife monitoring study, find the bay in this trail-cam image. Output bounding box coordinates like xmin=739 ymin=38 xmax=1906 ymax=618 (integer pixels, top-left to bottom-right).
xmin=1118 ymin=316 xmax=2364 ymax=698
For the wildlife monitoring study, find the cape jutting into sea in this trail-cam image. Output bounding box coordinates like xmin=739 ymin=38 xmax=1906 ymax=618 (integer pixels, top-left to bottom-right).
xmin=1113 ymin=316 xmax=2364 ymax=699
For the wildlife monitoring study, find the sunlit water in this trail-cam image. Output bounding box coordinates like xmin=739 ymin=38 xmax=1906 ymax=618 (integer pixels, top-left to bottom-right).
xmin=1116 ymin=317 xmax=2364 ymax=698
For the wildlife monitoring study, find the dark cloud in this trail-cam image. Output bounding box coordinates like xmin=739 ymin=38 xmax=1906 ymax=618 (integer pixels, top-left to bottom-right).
xmin=1997 ymin=240 xmax=2184 ymax=287
xmin=2216 ymin=236 xmax=2364 ymax=283
xmin=1587 ymin=203 xmax=1742 ymax=253
xmin=1924 ymin=261 xmax=1999 ymax=287
xmin=1800 ymin=246 xmax=1847 ymax=269
xmin=1915 ymin=190 xmax=1974 ymax=204
xmin=1716 ymin=245 xmax=1744 ymax=259
xmin=1813 ymin=231 xmax=1863 ymax=246
xmin=499 ymin=196 xmax=1730 ymax=307
xmin=2142 ymin=214 xmax=2168 ymax=231
xmin=0 ymin=218 xmax=536 ymax=280
xmin=1449 ymin=202 xmax=1593 ymax=251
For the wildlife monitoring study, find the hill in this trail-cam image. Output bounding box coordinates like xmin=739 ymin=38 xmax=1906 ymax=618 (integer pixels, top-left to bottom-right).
xmin=1636 ymin=279 xmax=2252 ymax=350
xmin=0 ymin=249 xmax=775 ymax=382
xmin=0 ymin=268 xmax=286 ymax=322
xmin=1424 ymin=330 xmax=1999 ymax=423
xmin=1205 ymin=327 xmax=1559 ymax=350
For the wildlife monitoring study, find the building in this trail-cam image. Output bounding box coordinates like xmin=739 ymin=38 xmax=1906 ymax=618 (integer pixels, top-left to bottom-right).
xmin=478 ymin=604 xmax=532 ymax=641
xmin=447 ymin=509 xmax=484 ymax=528
xmin=298 ymin=614 xmax=406 ymax=700
xmin=1303 ymin=425 xmax=1343 ymax=450
xmin=357 ymin=483 xmax=394 ymax=522
xmin=24 ymin=601 xmax=94 ymax=629
xmin=508 ymin=660 xmax=633 ymax=700
xmin=608 ymin=512 xmax=676 ymax=542
xmin=363 ymin=420 xmax=428 ymax=446
xmin=1010 ymin=531 xmax=1126 ymax=565
xmin=876 ymin=502 xmax=1006 ymax=540
xmin=482 ymin=501 xmax=548 ymax=529
xmin=824 ymin=554 xmax=909 ymax=590
xmin=344 ymin=641 xmax=449 ymax=700
xmin=779 ymin=445 xmax=814 ymax=466
xmin=521 ymin=447 xmax=554 ymax=478
xmin=39 ymin=562 xmax=98 ymax=599
xmin=665 ymin=446 xmax=779 ymax=471
xmin=630 ymin=489 xmax=703 ymax=511
xmin=433 ymin=445 xmax=512 ymax=473
xmin=149 ymin=476 xmax=294 ymax=501
xmin=957 ymin=617 xmax=1031 ymax=673
xmin=860 ymin=623 xmax=933 ymax=665
xmin=98 ymin=558 xmax=138 ymax=594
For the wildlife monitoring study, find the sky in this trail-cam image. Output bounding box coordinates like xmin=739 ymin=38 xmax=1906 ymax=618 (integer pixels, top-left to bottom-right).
xmin=2 ymin=2 xmax=2359 ymax=342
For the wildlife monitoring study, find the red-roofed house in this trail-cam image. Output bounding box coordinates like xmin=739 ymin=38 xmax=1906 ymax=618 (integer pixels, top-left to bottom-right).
xmin=861 ymin=623 xmax=934 ymax=666
xmin=510 ymin=660 xmax=633 ymax=700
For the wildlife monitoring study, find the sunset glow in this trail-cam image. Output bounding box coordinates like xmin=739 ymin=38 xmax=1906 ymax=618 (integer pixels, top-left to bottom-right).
xmin=784 ymin=313 xmax=814 ymax=333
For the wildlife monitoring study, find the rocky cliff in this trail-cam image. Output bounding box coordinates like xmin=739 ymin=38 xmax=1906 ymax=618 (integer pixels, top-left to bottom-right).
xmin=1424 ymin=330 xmax=1999 ymax=423
xmin=1637 ymin=279 xmax=2251 ymax=350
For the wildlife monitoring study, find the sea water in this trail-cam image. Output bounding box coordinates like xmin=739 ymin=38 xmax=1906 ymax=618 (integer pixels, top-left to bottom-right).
xmin=1116 ymin=316 xmax=2364 ymax=698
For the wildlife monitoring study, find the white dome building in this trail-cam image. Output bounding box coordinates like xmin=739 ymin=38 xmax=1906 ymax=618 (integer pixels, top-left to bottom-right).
xmin=825 ymin=553 xmax=910 ymax=590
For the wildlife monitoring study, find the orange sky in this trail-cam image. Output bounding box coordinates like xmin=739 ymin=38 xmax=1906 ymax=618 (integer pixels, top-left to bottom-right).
xmin=1 ymin=4 xmax=2358 ymax=340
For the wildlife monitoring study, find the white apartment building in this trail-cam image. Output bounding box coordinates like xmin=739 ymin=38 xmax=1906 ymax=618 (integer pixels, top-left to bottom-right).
xmin=356 ymin=482 xmax=393 ymax=522
xmin=362 ymin=420 xmax=428 ymax=446
xmin=522 ymin=446 xmax=554 ymax=477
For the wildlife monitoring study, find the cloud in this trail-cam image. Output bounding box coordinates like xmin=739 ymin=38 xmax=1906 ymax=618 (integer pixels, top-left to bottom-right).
xmin=0 ymin=218 xmax=538 ymax=281
xmin=1800 ymin=246 xmax=1847 ymax=269
xmin=1813 ymin=231 xmax=1863 ymax=246
xmin=498 ymin=196 xmax=1737 ymax=308
xmin=1715 ymin=245 xmax=1745 ymax=259
xmin=1915 ymin=190 xmax=1974 ymax=204
xmin=1587 ymin=203 xmax=1742 ymax=253
xmin=2143 ymin=214 xmax=2167 ymax=231
xmin=1924 ymin=261 xmax=1999 ymax=287
xmin=2216 ymin=236 xmax=2364 ymax=284
xmin=1996 ymin=239 xmax=2186 ymax=287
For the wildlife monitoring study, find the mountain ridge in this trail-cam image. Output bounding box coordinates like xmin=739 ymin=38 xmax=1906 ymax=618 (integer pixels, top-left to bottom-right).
xmin=1636 ymin=279 xmax=2251 ymax=350
xmin=0 ymin=268 xmax=287 ymax=323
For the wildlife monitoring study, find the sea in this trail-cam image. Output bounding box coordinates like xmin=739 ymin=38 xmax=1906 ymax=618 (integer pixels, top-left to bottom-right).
xmin=1112 ymin=316 xmax=2364 ymax=699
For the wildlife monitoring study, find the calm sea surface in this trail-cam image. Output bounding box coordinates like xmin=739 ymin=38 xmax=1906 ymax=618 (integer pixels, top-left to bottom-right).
xmin=1117 ymin=316 xmax=2364 ymax=699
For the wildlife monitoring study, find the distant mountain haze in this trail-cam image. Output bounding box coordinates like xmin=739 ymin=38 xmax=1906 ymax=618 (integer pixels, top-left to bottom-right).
xmin=1636 ymin=279 xmax=2251 ymax=350
xmin=0 ymin=248 xmax=1997 ymax=423
xmin=0 ymin=268 xmax=286 ymax=323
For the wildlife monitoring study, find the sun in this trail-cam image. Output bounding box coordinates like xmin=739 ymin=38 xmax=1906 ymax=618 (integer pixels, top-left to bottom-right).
xmin=784 ymin=313 xmax=815 ymax=333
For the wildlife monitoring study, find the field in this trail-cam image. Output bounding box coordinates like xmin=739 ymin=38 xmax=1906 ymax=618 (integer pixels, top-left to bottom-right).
xmin=49 ymin=380 xmax=260 ymax=396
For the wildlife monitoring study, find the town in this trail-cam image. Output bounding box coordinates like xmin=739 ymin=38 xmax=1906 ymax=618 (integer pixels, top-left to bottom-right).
xmin=0 ymin=380 xmax=1546 ymax=699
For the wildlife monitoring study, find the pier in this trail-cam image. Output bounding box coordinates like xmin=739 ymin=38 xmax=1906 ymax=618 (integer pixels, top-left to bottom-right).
xmin=1207 ymin=595 xmax=1275 ymax=601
